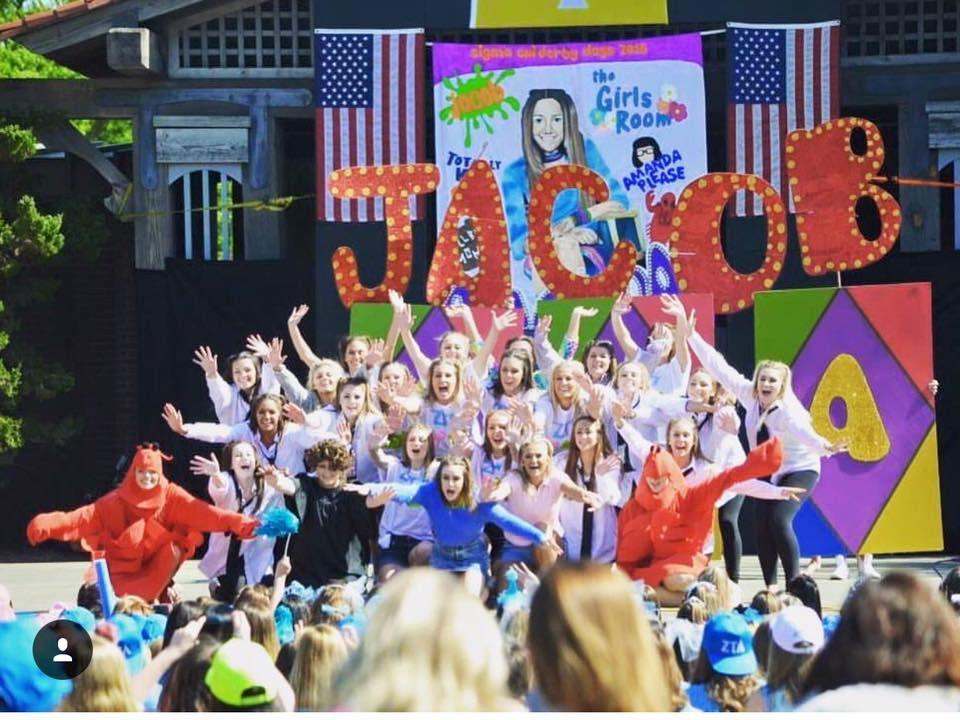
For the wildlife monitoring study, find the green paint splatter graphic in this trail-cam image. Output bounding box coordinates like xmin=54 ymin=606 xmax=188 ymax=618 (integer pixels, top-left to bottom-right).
xmin=438 ymin=64 xmax=520 ymax=148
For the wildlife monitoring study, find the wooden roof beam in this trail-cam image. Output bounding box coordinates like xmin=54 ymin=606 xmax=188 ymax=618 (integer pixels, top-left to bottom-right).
xmin=107 ymin=28 xmax=164 ymax=77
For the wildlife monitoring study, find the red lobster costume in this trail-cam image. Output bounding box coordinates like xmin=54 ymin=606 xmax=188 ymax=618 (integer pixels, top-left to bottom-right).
xmin=617 ymin=438 xmax=783 ymax=586
xmin=26 ymin=444 xmax=259 ymax=602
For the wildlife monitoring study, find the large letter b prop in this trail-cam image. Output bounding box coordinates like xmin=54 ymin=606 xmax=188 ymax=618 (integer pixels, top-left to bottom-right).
xmin=787 ymin=118 xmax=901 ymax=275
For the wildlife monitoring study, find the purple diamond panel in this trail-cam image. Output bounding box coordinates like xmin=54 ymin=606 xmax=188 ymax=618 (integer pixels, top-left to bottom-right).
xmin=596 ymin=308 xmax=650 ymax=363
xmin=790 ymin=291 xmax=934 ymax=550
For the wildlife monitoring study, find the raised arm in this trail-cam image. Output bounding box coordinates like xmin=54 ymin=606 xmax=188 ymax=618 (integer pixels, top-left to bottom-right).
xmin=564 ymin=306 xmax=598 ymax=358
xmin=684 ymin=438 xmax=784 ymax=511
xmin=485 ymin=502 xmax=549 ymax=546
xmin=610 ymin=291 xmax=641 ymax=359
xmin=165 ymin=485 xmax=259 ymax=537
xmin=193 ymin=345 xmax=235 ymax=422
xmin=686 ymin=330 xmax=754 ymax=406
xmin=287 ymin=304 xmax=323 ymax=371
xmin=163 ymin=403 xmax=245 ymax=444
xmin=390 ymin=290 xmax=432 ymax=381
xmin=472 ymin=308 xmax=517 ymax=378
xmin=559 ymin=472 xmax=604 ymax=509
xmin=533 ymin=314 xmax=564 ymax=375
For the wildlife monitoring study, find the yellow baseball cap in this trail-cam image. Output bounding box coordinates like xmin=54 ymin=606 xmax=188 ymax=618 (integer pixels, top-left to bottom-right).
xmin=204 ymin=639 xmax=280 ymax=708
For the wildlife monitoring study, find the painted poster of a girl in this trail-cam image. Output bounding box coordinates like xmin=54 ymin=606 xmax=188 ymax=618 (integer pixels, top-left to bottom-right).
xmin=501 ymin=89 xmax=632 ymax=305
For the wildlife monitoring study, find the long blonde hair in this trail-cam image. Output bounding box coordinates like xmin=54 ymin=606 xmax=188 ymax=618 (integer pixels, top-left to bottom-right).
xmin=549 ymin=360 xmax=587 ymax=411
xmin=235 ymin=594 xmax=280 ymax=661
xmin=58 ymin=637 xmax=139 ymax=712
xmin=332 ymin=568 xmax=514 ymax=711
xmin=289 ymin=625 xmax=348 ymax=711
xmin=528 ymin=563 xmax=672 ymax=711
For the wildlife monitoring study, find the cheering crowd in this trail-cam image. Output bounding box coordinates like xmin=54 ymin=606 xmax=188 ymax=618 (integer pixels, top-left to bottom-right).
xmin=6 ymin=291 xmax=959 ymax=711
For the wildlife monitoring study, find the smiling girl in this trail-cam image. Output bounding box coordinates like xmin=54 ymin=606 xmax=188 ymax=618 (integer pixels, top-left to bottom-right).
xmin=482 ymin=350 xmax=541 ymax=415
xmin=665 ymin=295 xmax=847 ymax=591
xmin=192 ymin=441 xmax=296 ymax=599
xmin=193 ymin=341 xmax=281 ymax=425
xmin=534 ymin=360 xmax=591 ymax=452
xmin=556 ymin=417 xmax=622 ymax=563
xmin=368 ymin=423 xmax=436 ymax=583
xmin=420 ymin=358 xmax=479 ymax=456
xmin=349 ymin=456 xmax=559 ymax=597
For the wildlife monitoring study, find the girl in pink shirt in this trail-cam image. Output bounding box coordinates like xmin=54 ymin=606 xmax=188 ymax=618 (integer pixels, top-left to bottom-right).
xmin=494 ymin=437 xmax=603 ymax=588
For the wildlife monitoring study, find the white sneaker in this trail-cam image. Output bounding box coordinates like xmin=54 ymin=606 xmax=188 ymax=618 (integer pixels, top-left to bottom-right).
xmin=858 ymin=556 xmax=881 ymax=580
xmin=830 ymin=554 xmax=849 ymax=580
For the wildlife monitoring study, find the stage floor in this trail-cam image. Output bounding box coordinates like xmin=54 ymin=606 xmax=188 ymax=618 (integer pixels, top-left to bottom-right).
xmin=1 ymin=555 xmax=953 ymax=613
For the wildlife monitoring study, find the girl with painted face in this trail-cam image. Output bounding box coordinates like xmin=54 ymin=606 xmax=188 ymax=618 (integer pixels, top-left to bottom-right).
xmin=500 ymin=89 xmax=631 ymax=308
xmin=192 ymin=440 xmax=296 ymax=600
xmin=367 ymin=423 xmax=436 ymax=584
xmin=664 ymin=294 xmax=848 ymax=591
xmin=193 ymin=338 xmax=281 ymax=425
xmin=556 ymin=416 xmax=622 ymax=563
xmin=348 ymin=456 xmax=560 ymax=598
xmin=495 ymin=437 xmax=604 ymax=586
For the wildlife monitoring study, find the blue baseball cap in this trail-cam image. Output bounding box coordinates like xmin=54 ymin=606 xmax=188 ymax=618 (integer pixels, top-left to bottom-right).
xmin=0 ymin=617 xmax=71 ymax=711
xmin=60 ymin=606 xmax=96 ymax=634
xmin=702 ymin=612 xmax=757 ymax=676
xmin=112 ymin=614 xmax=148 ymax=676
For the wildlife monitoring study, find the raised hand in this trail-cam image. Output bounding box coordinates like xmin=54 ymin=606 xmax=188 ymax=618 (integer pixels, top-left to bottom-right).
xmin=610 ymin=400 xmax=631 ymax=427
xmin=274 ymin=555 xmax=292 ymax=579
xmin=399 ymin=375 xmax=419 ymax=398
xmin=611 ymin=290 xmax=633 ymax=316
xmin=539 ymin=534 xmax=565 ymax=558
xmin=192 ymin=346 xmax=219 ymax=378
xmin=444 ymin=303 xmax=468 ymax=321
xmin=366 ymin=487 xmax=396 ymax=508
xmin=267 ymin=337 xmax=286 ymax=370
xmin=826 ymin=440 xmax=849 ymax=456
xmin=572 ymin=306 xmax=599 ymax=320
xmin=581 ymin=489 xmax=604 ymax=511
xmin=586 ymin=384 xmax=605 ymax=419
xmin=167 ymin=617 xmax=205 ymax=654
xmin=462 ymin=375 xmax=483 ymax=407
xmin=507 ymin=415 xmax=531 ymax=447
xmin=337 ymin=418 xmax=353 ymax=445
xmin=245 ymin=333 xmax=271 ymax=358
xmin=479 ymin=476 xmax=510 ymax=503
xmin=366 ymin=339 xmax=386 ymax=368
xmin=506 ymin=396 xmax=535 ymax=428
xmin=572 ymin=367 xmax=594 ymax=394
xmin=447 ymin=429 xmax=472 ymax=458
xmin=515 ymin=561 xmax=541 ymax=591
xmin=385 ymin=404 xmax=405 ymax=434
xmin=535 ymin=314 xmax=553 ymax=341
xmin=659 ymin=293 xmax=687 ymax=322
xmin=161 ymin=403 xmax=186 ymax=435
xmin=388 ymin=288 xmax=406 ymax=312
xmin=282 ymin=402 xmax=306 ymax=425
xmin=779 ymin=486 xmax=807 ymax=502
xmin=342 ymin=482 xmax=370 ymax=495
xmin=189 ymin=452 xmax=221 ymax=477
xmin=596 ymin=453 xmax=621 ymax=477
xmin=492 ymin=308 xmax=517 ymax=333
xmin=287 ymin=304 xmax=309 ymax=328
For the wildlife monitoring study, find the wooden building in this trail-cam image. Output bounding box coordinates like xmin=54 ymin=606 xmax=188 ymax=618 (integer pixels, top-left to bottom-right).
xmin=2 ymin=0 xmax=960 ymax=550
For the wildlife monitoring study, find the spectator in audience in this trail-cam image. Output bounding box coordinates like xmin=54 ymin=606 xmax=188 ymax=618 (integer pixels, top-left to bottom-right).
xmin=289 ymin=625 xmax=348 ymax=711
xmin=332 ymin=568 xmax=516 ymax=711
xmin=527 ymin=562 xmax=671 ymax=711
xmin=58 ymin=637 xmax=140 ymax=711
xmin=938 ymin=565 xmax=960 ymax=615
xmin=687 ymin=612 xmax=764 ymax=712
xmin=798 ymin=572 xmax=960 ymax=710
xmin=785 ymin=572 xmax=823 ymax=618
xmin=202 ymin=638 xmax=294 ymax=711
xmin=746 ymin=605 xmax=825 ymax=711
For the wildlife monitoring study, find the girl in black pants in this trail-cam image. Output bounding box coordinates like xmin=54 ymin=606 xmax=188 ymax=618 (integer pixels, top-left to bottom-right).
xmin=664 ymin=296 xmax=847 ymax=590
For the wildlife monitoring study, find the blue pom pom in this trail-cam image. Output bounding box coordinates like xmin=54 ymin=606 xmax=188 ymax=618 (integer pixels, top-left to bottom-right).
xmin=255 ymin=507 xmax=300 ymax=538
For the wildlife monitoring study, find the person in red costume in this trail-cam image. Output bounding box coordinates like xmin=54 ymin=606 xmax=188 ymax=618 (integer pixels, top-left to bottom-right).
xmin=26 ymin=443 xmax=260 ymax=603
xmin=617 ymin=438 xmax=783 ymax=606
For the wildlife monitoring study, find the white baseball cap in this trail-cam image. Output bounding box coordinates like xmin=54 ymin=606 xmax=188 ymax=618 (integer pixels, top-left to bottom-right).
xmin=770 ymin=605 xmax=825 ymax=655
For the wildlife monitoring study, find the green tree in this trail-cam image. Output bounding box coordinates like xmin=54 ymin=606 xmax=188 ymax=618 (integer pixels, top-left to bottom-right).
xmin=0 ymin=0 xmax=132 ymax=144
xmin=0 ymin=122 xmax=66 ymax=453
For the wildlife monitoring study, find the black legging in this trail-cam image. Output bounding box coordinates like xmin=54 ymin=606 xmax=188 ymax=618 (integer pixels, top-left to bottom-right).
xmin=717 ymin=494 xmax=745 ymax=583
xmin=755 ymin=470 xmax=819 ymax=586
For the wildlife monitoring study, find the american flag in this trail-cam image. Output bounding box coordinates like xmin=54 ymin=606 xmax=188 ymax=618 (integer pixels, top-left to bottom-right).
xmin=727 ymin=21 xmax=839 ymax=215
xmin=314 ymin=29 xmax=425 ymax=222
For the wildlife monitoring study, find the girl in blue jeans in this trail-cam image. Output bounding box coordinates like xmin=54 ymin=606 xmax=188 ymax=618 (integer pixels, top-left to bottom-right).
xmin=346 ymin=456 xmax=560 ymax=597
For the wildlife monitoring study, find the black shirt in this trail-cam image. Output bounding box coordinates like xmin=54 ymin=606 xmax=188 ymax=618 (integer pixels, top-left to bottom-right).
xmin=288 ymin=474 xmax=375 ymax=587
